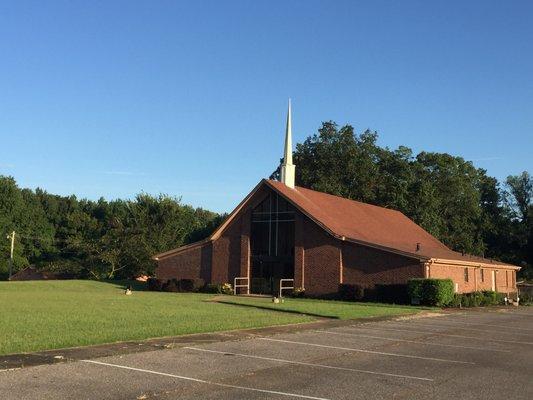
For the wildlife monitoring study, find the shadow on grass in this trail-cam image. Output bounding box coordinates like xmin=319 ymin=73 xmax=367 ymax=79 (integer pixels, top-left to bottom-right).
xmin=101 ymin=279 xmax=149 ymax=291
xmin=329 ymin=301 xmax=436 ymax=311
xmin=215 ymin=299 xmax=339 ymax=319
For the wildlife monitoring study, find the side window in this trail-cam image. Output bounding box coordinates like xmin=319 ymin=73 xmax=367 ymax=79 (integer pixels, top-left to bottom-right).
xmin=464 ymin=268 xmax=469 ymax=283
xmin=480 ymin=269 xmax=484 ymax=282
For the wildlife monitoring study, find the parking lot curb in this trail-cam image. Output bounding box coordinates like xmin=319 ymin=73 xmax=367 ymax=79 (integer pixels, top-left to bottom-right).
xmin=0 ymin=311 xmax=439 ymax=371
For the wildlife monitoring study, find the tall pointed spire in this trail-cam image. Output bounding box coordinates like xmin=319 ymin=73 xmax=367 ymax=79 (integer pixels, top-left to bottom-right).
xmin=280 ymin=99 xmax=295 ymax=188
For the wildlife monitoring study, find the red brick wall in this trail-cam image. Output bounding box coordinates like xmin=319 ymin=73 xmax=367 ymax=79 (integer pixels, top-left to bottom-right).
xmin=211 ymin=213 xmax=243 ymax=284
xmin=293 ymin=212 xmax=305 ymax=289
xmin=155 ymin=242 xmax=212 ymax=283
xmin=301 ymin=216 xmax=341 ymax=296
xmin=341 ymin=242 xmax=423 ymax=288
xmin=428 ymin=263 xmax=517 ymax=294
xmin=239 ymin=209 xmax=251 ymax=278
xmin=156 ymin=184 xmax=519 ymax=297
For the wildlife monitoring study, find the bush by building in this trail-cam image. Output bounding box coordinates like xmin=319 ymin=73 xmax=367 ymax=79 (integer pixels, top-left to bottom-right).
xmin=338 ymin=284 xmax=365 ymax=301
xmin=147 ymin=277 xmax=164 ymax=291
xmin=289 ymin=287 xmax=306 ymax=298
xmin=450 ymin=291 xmax=506 ymax=307
xmin=198 ymin=282 xmax=233 ymax=295
xmin=374 ymin=284 xmax=409 ymax=304
xmin=162 ymin=279 xmax=180 ymax=292
xmin=408 ymin=278 xmax=455 ymax=306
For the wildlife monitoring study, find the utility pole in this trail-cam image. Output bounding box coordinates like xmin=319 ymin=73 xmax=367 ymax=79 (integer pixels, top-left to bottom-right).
xmin=7 ymin=231 xmax=15 ymax=280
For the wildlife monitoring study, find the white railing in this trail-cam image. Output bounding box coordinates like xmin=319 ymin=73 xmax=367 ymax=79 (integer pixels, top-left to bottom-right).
xmin=279 ymin=278 xmax=294 ymax=298
xmin=233 ymin=277 xmax=250 ymax=295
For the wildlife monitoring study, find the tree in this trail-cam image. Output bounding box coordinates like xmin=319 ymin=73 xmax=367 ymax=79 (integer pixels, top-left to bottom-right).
xmin=505 ymin=171 xmax=532 ymax=222
xmin=407 ymin=152 xmax=485 ymax=255
xmin=294 ymin=122 xmax=381 ymax=202
xmin=0 ymin=176 xmax=54 ymax=277
xmin=503 ymin=172 xmax=532 ymax=279
xmin=291 ymin=124 xmax=489 ymax=256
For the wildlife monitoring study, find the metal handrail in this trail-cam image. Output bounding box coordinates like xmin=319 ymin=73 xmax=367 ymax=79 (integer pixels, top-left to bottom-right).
xmin=279 ymin=278 xmax=294 ymax=298
xmin=233 ymin=276 xmax=250 ymax=295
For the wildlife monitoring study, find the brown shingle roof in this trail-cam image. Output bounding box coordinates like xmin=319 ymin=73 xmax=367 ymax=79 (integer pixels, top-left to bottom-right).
xmin=155 ymin=179 xmax=518 ymax=269
xmin=265 ymin=180 xmax=517 ymax=268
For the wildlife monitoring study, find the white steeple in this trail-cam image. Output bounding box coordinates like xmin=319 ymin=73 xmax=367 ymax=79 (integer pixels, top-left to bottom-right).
xmin=280 ymin=99 xmax=295 ymax=188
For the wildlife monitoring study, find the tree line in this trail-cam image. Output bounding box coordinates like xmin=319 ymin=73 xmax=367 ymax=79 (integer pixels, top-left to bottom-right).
xmin=0 ymin=178 xmax=224 ymax=280
xmin=1 ymin=121 xmax=531 ymax=280
xmin=274 ymin=122 xmax=531 ymax=278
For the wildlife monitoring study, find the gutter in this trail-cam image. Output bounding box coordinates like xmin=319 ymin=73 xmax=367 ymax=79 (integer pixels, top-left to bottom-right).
xmin=428 ymin=258 xmax=521 ymax=270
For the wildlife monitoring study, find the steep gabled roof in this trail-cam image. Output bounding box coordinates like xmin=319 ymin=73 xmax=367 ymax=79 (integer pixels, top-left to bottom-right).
xmin=154 ymin=179 xmax=519 ymax=270
xmin=265 ymin=180 xmax=518 ymax=268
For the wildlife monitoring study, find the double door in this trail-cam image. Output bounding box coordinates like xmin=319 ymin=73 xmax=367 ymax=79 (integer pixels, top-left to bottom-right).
xmin=250 ymin=257 xmax=293 ymax=295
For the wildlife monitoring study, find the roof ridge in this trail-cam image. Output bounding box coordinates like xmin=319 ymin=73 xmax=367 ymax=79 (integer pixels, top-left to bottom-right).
xmin=267 ymin=179 xmax=404 ymax=215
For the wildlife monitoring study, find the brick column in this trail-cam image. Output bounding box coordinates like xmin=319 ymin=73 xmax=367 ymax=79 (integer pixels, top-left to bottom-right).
xmin=239 ymin=209 xmax=251 ymax=294
xmin=294 ymin=213 xmax=305 ymax=289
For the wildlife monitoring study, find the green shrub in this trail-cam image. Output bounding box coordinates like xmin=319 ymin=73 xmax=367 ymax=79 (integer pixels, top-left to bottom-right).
xmin=408 ymin=278 xmax=454 ymax=306
xmin=200 ymin=283 xmax=221 ymax=293
xmin=338 ymin=284 xmax=365 ymax=301
xmin=408 ymin=279 xmax=424 ymax=303
xmin=147 ymin=277 xmax=163 ymax=291
xmin=289 ymin=287 xmax=306 ymax=298
xmin=519 ymin=293 xmax=532 ymax=305
xmin=177 ymin=279 xmax=194 ymax=292
xmin=479 ymin=290 xmax=505 ymax=306
xmin=375 ymin=284 xmax=409 ymax=304
xmin=199 ymin=282 xmax=233 ymax=294
xmin=447 ymin=291 xmax=505 ymax=308
xmin=162 ymin=279 xmax=179 ymax=292
xmin=450 ymin=293 xmax=462 ymax=307
xmin=220 ymin=282 xmax=233 ymax=295
xmin=469 ymin=291 xmax=484 ymax=307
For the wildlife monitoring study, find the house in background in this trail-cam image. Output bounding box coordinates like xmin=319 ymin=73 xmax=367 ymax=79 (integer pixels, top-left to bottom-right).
xmin=10 ymin=266 xmax=59 ymax=281
xmin=154 ymin=103 xmax=520 ymax=296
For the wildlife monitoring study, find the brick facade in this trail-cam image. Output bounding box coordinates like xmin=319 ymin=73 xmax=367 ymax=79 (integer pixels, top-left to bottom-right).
xmin=155 ymin=183 xmax=518 ymax=296
xmin=428 ymin=262 xmax=517 ymax=294
xmin=299 ymin=215 xmax=341 ymax=295
xmin=156 ymin=242 xmax=212 ymax=284
xmin=341 ymin=242 xmax=423 ymax=288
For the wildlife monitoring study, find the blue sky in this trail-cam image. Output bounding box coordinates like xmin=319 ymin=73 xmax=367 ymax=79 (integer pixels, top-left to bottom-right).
xmin=0 ymin=0 xmax=532 ymax=213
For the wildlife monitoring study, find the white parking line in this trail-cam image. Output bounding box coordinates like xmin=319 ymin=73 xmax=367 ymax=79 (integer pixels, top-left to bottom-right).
xmin=258 ymin=338 xmax=474 ymax=364
xmin=184 ymin=346 xmax=434 ymax=382
xmin=318 ymin=330 xmax=511 ymax=353
xmin=389 ymin=321 xmax=533 ymax=337
xmin=440 ymin=317 xmax=533 ymax=332
xmin=478 ymin=311 xmax=533 ymax=317
xmin=81 ymin=359 xmax=332 ymax=400
xmin=346 ymin=325 xmax=533 ymax=345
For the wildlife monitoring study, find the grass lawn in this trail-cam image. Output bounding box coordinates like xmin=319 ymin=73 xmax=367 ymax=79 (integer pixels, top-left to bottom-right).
xmin=0 ymin=280 xmax=430 ymax=356
xmin=217 ymin=296 xmax=432 ymax=320
xmin=0 ymin=280 xmax=312 ymax=355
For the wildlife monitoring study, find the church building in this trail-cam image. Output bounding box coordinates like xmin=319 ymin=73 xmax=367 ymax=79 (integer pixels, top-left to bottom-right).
xmin=154 ymin=103 xmax=520 ymax=296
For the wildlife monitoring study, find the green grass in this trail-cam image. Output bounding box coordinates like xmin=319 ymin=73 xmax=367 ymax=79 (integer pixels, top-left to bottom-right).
xmin=217 ymin=296 xmax=431 ymax=320
xmin=0 ymin=280 xmax=312 ymax=355
xmin=0 ymin=280 xmax=430 ymax=356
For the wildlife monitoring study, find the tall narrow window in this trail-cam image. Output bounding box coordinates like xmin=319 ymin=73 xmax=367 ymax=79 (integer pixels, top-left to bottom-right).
xmin=250 ymin=192 xmax=295 ymax=257
xmin=464 ymin=268 xmax=469 ymax=283
xmin=480 ymin=269 xmax=484 ymax=282
xmin=506 ymin=271 xmax=509 ymax=286
xmin=250 ymin=191 xmax=295 ymax=294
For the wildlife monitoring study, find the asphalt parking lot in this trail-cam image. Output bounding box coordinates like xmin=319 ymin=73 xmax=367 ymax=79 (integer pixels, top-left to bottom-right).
xmin=1 ymin=307 xmax=532 ymax=400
